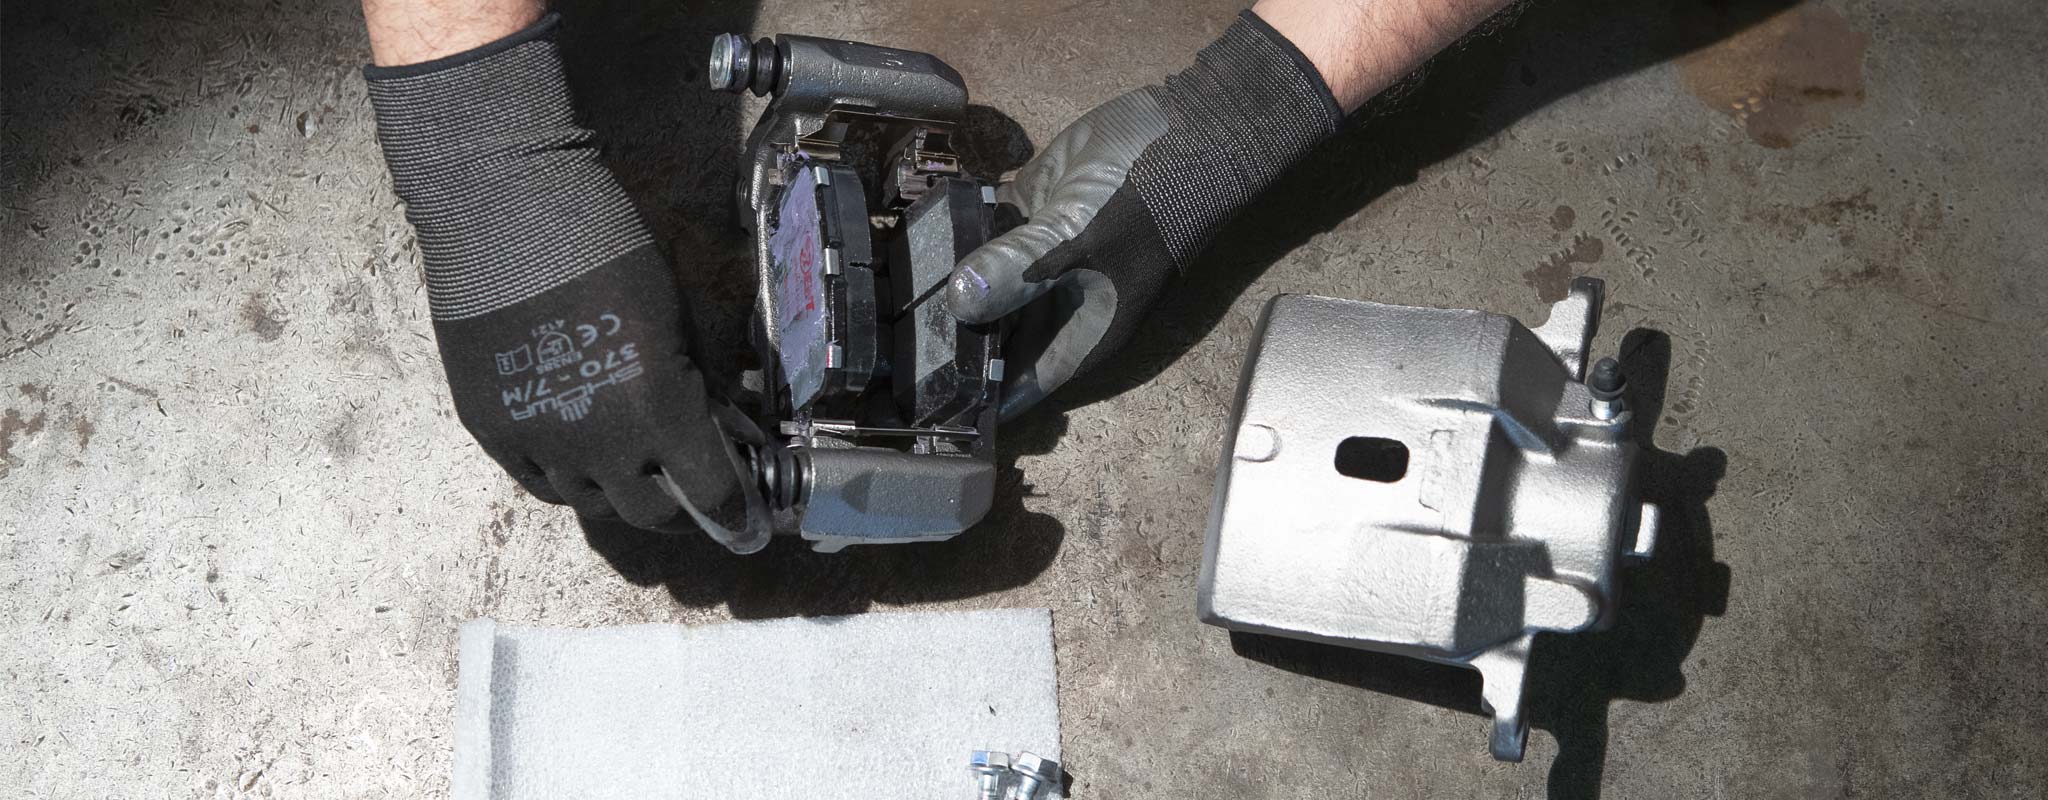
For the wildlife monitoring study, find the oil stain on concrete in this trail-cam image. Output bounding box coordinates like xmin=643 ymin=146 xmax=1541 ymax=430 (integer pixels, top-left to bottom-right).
xmin=1549 ymin=204 xmax=1577 ymax=233
xmin=1680 ymin=5 xmax=1869 ymax=148
xmin=0 ymin=408 xmax=48 ymax=473
xmin=1746 ymin=187 xmax=1881 ymax=242
xmin=70 ymin=413 xmax=94 ymax=452
xmin=1523 ymin=232 xmax=1606 ymax=302
xmin=240 ymin=292 xmax=286 ymax=341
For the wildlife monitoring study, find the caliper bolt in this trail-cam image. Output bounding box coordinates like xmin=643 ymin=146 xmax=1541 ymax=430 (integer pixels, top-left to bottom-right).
xmin=1588 ymin=356 xmax=1627 ymax=420
xmin=1006 ymin=752 xmax=1057 ymax=800
xmin=969 ymin=751 xmax=1010 ymax=800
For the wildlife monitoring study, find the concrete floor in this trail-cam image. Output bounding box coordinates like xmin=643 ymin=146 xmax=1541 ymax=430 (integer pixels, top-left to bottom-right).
xmin=5 ymin=0 xmax=2045 ymax=796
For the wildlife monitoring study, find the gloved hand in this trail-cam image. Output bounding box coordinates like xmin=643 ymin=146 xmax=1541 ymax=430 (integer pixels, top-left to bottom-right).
xmin=366 ymin=14 xmax=759 ymax=545
xmin=945 ymin=10 xmax=1342 ymax=420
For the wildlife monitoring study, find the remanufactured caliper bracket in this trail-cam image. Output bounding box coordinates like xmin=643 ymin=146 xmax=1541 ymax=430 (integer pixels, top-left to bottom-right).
xmin=707 ymin=32 xmax=1001 ymax=553
xmin=1198 ymin=279 xmax=1659 ymax=761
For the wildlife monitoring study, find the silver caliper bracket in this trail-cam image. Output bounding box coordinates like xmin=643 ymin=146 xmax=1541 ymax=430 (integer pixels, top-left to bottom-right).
xmin=1197 ymin=278 xmax=1659 ymax=761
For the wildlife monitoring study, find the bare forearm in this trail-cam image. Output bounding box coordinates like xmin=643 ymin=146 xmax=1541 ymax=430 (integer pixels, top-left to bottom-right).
xmin=361 ymin=0 xmax=545 ymax=66
xmin=1254 ymin=0 xmax=1514 ymax=112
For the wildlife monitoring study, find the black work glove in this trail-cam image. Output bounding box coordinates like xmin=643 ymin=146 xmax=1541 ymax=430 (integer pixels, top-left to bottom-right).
xmin=366 ymin=14 xmax=762 ymax=549
xmin=945 ymin=11 xmax=1342 ymax=419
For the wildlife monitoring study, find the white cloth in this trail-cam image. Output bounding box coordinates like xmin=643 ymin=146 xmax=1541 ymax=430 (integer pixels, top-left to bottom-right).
xmin=452 ymin=610 xmax=1062 ymax=799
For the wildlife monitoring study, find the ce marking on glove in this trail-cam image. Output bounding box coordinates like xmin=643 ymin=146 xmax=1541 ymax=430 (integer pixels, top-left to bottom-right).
xmin=496 ymin=314 xmax=623 ymax=375
xmin=495 ymin=313 xmax=643 ymax=423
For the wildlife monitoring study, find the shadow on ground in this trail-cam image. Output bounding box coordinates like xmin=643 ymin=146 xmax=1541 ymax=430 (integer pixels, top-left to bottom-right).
xmin=1233 ymin=328 xmax=1732 ymax=799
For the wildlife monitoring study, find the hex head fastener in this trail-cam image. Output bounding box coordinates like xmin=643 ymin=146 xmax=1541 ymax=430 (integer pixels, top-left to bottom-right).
xmin=969 ymin=751 xmax=1010 ymax=800
xmin=1006 ymin=752 xmax=1058 ymax=800
xmin=1588 ymin=356 xmax=1628 ymax=420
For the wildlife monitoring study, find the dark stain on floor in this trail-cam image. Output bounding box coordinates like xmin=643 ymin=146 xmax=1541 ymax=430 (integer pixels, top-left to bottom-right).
xmin=68 ymin=407 xmax=94 ymax=452
xmin=488 ymin=504 xmax=515 ymax=547
xmin=321 ymin=412 xmax=361 ymax=460
xmin=1524 ymin=233 xmax=1606 ymax=302
xmin=240 ymin=293 xmax=286 ymax=342
xmin=1 ymin=408 xmax=49 ymax=465
xmin=1680 ymin=143 xmax=1712 ymax=171
xmin=477 ymin=502 xmax=517 ymax=615
xmin=1810 ymin=188 xmax=1880 ymax=227
xmin=1549 ymin=204 xmax=1577 ymax=231
xmin=1822 ymin=261 xmax=1906 ymax=293
xmin=1679 ymin=5 xmax=1868 ymax=149
xmin=1749 ymin=187 xmax=1881 ymax=240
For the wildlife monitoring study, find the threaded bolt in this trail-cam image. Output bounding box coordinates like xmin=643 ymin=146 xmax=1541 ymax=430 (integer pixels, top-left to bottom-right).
xmin=970 ymin=751 xmax=1010 ymax=800
xmin=1007 ymin=752 xmax=1057 ymax=800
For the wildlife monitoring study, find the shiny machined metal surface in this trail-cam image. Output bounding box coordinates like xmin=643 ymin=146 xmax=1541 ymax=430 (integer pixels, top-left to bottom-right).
xmin=1197 ymin=279 xmax=1658 ymax=761
xmin=969 ymin=750 xmax=1010 ymax=800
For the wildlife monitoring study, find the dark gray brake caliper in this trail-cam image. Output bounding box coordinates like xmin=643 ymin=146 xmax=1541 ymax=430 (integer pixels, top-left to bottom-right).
xmin=708 ymin=33 xmax=1003 ymax=552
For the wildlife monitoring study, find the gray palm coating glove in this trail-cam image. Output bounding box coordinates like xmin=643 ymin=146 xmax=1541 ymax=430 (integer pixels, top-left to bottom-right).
xmin=365 ymin=14 xmax=763 ymax=548
xmin=944 ymin=11 xmax=1342 ymax=420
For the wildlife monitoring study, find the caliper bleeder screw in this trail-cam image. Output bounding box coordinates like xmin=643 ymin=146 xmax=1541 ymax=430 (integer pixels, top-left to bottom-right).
xmin=1588 ymin=356 xmax=1627 ymax=420
xmin=969 ymin=751 xmax=1010 ymax=800
xmin=1006 ymin=752 xmax=1058 ymax=800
